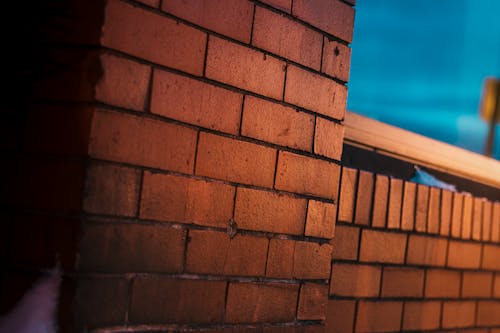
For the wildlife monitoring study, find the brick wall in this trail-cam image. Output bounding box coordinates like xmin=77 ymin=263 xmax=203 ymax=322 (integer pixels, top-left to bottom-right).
xmin=329 ymin=166 xmax=500 ymax=332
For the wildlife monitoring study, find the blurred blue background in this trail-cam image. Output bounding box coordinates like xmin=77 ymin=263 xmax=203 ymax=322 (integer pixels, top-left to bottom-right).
xmin=347 ymin=0 xmax=500 ymax=159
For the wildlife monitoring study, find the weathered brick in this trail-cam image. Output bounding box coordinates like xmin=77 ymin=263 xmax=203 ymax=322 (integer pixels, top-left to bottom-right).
xmin=293 ymin=241 xmax=332 ymax=279
xmin=427 ymin=187 xmax=441 ymax=234
xmin=406 ymin=235 xmax=447 ymax=267
xmin=89 ymin=109 xmax=197 ymax=173
xmin=314 ymin=118 xmax=344 ymax=160
xmin=462 ymin=272 xmax=492 ymax=298
xmin=235 ymin=187 xmax=307 ymax=235
xmin=332 ymin=225 xmax=359 ymax=260
xmin=206 ymin=36 xmax=285 ymax=99
xmin=425 ymin=269 xmax=460 ymax=298
xmin=402 ymin=301 xmax=441 ymax=331
xmin=266 ymin=239 xmax=295 ymax=278
xmin=253 ymin=6 xmax=322 ymax=70
xmin=322 ymin=38 xmax=351 ymax=82
xmin=163 ymin=0 xmax=253 ymax=43
xmin=359 ymin=229 xmax=407 ymax=264
xmin=325 ymin=300 xmax=355 ymax=333
xmin=381 ymin=267 xmax=424 ymax=298
xmin=130 ymin=277 xmax=226 ymax=324
xmin=401 ymin=181 xmax=416 ymax=231
xmin=95 ymin=53 xmax=150 ymax=111
xmin=79 ymin=222 xmax=185 ymax=273
xmin=492 ymin=202 xmax=500 ymax=242
xmin=305 ymin=200 xmax=336 ymax=239
xmin=298 ymin=283 xmax=328 ymax=320
xmin=338 ymin=167 xmax=357 ymax=223
xmin=260 ymin=0 xmax=291 ymax=13
xmin=140 ymin=172 xmax=234 ymax=227
xmin=387 ymin=178 xmax=403 ymax=229
xmin=477 ymin=301 xmax=500 ymax=326
xmin=447 ymin=240 xmax=481 ymax=269
xmin=275 ymin=151 xmax=340 ymax=200
xmin=151 ymin=69 xmax=242 ymax=135
xmin=101 ymin=0 xmax=206 ymax=75
xmin=482 ymin=200 xmax=493 ymax=241
xmin=196 ymin=132 xmax=276 ymax=187
xmin=482 ymin=244 xmax=500 ymax=270
xmin=440 ymin=189 xmax=452 ymax=236
xmin=442 ymin=301 xmax=476 ymax=328
xmin=292 ymin=0 xmax=355 ymax=43
xmin=225 ymin=282 xmax=298 ymax=323
xmin=371 ymin=174 xmax=388 ymax=228
xmin=83 ymin=163 xmax=140 ymax=216
xmin=354 ymin=170 xmax=374 ymax=226
xmin=285 ymin=65 xmax=346 ymax=120
xmin=242 ymin=95 xmax=314 ymax=151
xmin=330 ymin=263 xmax=381 ymax=297
xmin=415 ymin=184 xmax=429 ymax=232
xmin=355 ymin=301 xmax=403 ymax=333
xmin=462 ymin=194 xmax=473 ymax=239
xmin=451 ymin=192 xmax=464 ymax=238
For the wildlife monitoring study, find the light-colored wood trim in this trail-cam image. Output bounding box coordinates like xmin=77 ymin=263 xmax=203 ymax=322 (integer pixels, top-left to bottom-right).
xmin=343 ymin=111 xmax=500 ymax=189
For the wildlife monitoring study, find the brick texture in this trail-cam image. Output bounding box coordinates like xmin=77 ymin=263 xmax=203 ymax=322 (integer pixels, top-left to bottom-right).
xmin=371 ymin=174 xmax=388 ymax=228
xmin=332 ymin=225 xmax=359 ymax=260
xmin=305 ymin=200 xmax=337 ymax=239
xmin=266 ymin=239 xmax=295 ymax=278
xmin=472 ymin=198 xmax=483 ymax=240
xmin=314 ymin=117 xmax=344 ymax=160
xmin=298 ymin=283 xmax=328 ymax=320
xmin=338 ymin=167 xmax=357 ymax=223
xmin=482 ymin=200 xmax=492 ymax=241
xmin=381 ymin=267 xmax=424 ymax=297
xmin=387 ymin=178 xmax=403 ymax=229
xmin=424 ymin=269 xmax=460 ymax=298
xmin=406 ymin=235 xmax=448 ymax=267
xmin=415 ymin=185 xmax=429 ymax=232
xmin=401 ymin=181 xmax=416 ymax=231
xmin=402 ymin=301 xmax=441 ymax=331
xmin=482 ymin=244 xmax=500 ymax=270
xmin=462 ymin=195 xmax=473 ymax=239
xmin=440 ymin=189 xmax=452 ymax=236
xmin=325 ymin=300 xmax=355 ymax=333
xmin=354 ymin=171 xmax=374 ymax=226
xmin=451 ymin=192 xmax=464 ymax=238
xmin=322 ymin=38 xmax=351 ymax=82
xmin=427 ymin=187 xmax=440 ymax=234
xmin=442 ymin=301 xmax=476 ymax=328
xmin=447 ymin=240 xmax=481 ymax=269
xmin=330 ymin=263 xmax=381 ymax=297
xmin=355 ymin=301 xmax=403 ymax=333
xmin=293 ymin=241 xmax=332 ymax=279
xmin=477 ymin=301 xmax=500 ymax=326
xmin=359 ymin=229 xmax=407 ymax=264
xmin=492 ymin=202 xmax=500 ymax=242
xmin=260 ymin=0 xmax=291 ymax=13
xmin=462 ymin=272 xmax=492 ymax=298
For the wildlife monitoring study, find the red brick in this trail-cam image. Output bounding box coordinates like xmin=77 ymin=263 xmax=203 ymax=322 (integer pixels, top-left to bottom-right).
xmin=322 ymin=38 xmax=351 ymax=82
xmin=305 ymin=200 xmax=336 ymax=239
xmin=482 ymin=200 xmax=493 ymax=241
xmin=425 ymin=269 xmax=460 ymax=298
xmin=402 ymin=301 xmax=441 ymax=331
xmin=135 ymin=0 xmax=159 ymax=7
xmin=477 ymin=301 xmax=500 ymax=326
xmin=338 ymin=167 xmax=357 ymax=223
xmin=447 ymin=240 xmax=481 ymax=269
xmin=206 ymin=36 xmax=285 ymax=99
xmin=186 ymin=230 xmax=268 ymax=276
xmin=471 ymin=197 xmax=482 ymax=240
xmin=293 ymin=241 xmax=332 ymax=279
xmin=285 ymin=65 xmax=346 ymax=120
xmin=462 ymin=272 xmax=492 ymax=298
xmin=95 ymin=53 xmax=151 ymax=111
xmin=406 ymin=235 xmax=447 ymax=267
xmin=196 ymin=132 xmax=276 ymax=187
xmin=451 ymin=192 xmax=464 ymax=238
xmin=427 ymin=187 xmax=441 ymax=234
xmin=332 ymin=225 xmax=359 ymax=260
xmin=275 ymin=151 xmax=340 ymax=200
xmin=359 ymin=229 xmax=407 ymax=264
xmin=325 ymin=300 xmax=355 ymax=333
xmin=101 ymin=0 xmax=206 ymax=75
xmin=260 ymin=0 xmax=291 ymax=12
xmin=225 ymin=282 xmax=298 ymax=323
xmin=442 ymin=301 xmax=476 ymax=328
xmin=494 ymin=273 xmax=500 ymax=297
xmin=130 ymin=277 xmax=226 ymax=324
xmin=381 ymin=267 xmax=424 ymax=297
xmin=415 ymin=184 xmax=429 ymax=232
xmin=292 ymin=0 xmax=355 ymax=43
xmin=354 ymin=170 xmax=374 ymax=226
xmin=89 ymin=109 xmax=197 ymax=172
xmin=440 ymin=189 xmax=453 ymax=236
xmin=387 ymin=178 xmax=403 ymax=229
xmin=482 ymin=244 xmax=500 ymax=270
xmin=163 ymin=0 xmax=253 ymax=43
xmin=462 ymin=195 xmax=473 ymax=239
xmin=242 ymin=95 xmax=314 ymax=151
xmin=401 ymin=181 xmax=416 ymax=231
xmin=330 ymin=263 xmax=381 ymax=297
xmin=371 ymin=174 xmax=388 ymax=228
xmin=253 ymin=6 xmax=322 ymax=70
xmin=151 ymin=69 xmax=242 ymax=135
xmin=314 ymin=118 xmax=344 ymax=160
xmin=355 ymin=301 xmax=403 ymax=333
xmin=266 ymin=239 xmax=295 ymax=278
xmin=235 ymin=187 xmax=307 ymax=235
xmin=298 ymin=283 xmax=328 ymax=320
xmin=79 ymin=222 xmax=185 ymax=273
xmin=83 ymin=163 xmax=140 ymax=216
xmin=140 ymin=172 xmax=234 ymax=227
xmin=492 ymin=202 xmax=500 ymax=242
